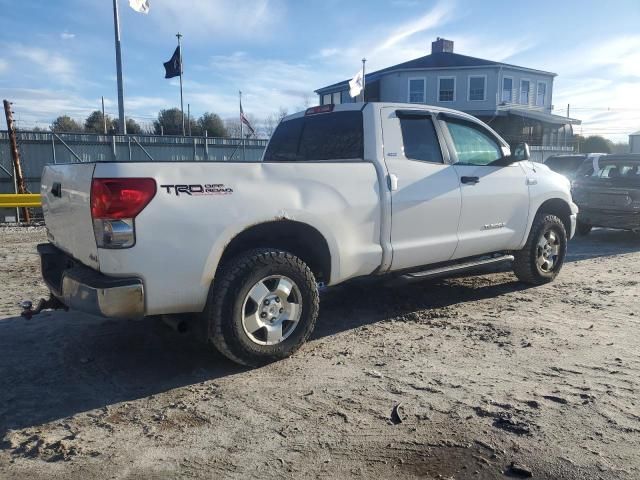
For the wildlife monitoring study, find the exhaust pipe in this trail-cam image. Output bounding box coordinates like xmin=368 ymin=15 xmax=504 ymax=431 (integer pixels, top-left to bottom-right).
xmin=162 ymin=315 xmax=189 ymax=333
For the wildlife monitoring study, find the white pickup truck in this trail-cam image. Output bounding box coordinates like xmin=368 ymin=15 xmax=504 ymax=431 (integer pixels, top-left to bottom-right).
xmin=39 ymin=102 xmax=577 ymax=366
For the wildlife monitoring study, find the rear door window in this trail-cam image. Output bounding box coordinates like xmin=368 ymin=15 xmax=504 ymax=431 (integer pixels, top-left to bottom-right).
xmin=264 ymin=111 xmax=363 ymax=161
xmin=398 ymin=115 xmax=443 ymax=163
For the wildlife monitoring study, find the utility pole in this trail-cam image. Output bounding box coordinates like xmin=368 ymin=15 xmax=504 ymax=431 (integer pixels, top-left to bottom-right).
xmin=187 ymin=103 xmax=191 ymax=136
xmin=101 ymin=96 xmax=107 ymax=134
xmin=239 ymin=90 xmax=245 ymax=161
xmin=3 ymin=100 xmax=30 ymax=223
xmin=176 ymin=33 xmax=185 ymax=136
xmin=361 ymin=58 xmax=367 ymax=102
xmin=112 ymin=0 xmax=127 ymax=134
xmin=567 ymin=103 xmax=570 ymax=118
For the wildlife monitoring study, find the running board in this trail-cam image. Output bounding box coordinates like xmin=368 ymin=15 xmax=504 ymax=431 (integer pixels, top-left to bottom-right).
xmin=402 ymin=254 xmax=515 ymax=280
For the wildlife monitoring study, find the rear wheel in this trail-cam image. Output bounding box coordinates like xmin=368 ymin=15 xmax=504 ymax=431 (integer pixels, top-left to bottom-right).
xmin=576 ymin=220 xmax=592 ymax=236
xmin=513 ymin=213 xmax=567 ymax=285
xmin=202 ymin=249 xmax=319 ymax=367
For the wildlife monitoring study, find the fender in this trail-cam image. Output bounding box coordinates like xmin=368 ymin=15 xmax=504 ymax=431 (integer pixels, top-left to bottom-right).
xmin=200 ymin=213 xmax=344 ymax=290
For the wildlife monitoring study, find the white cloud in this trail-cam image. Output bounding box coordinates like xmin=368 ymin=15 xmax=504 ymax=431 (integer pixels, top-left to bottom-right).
xmin=0 ymin=59 xmax=8 ymax=74
xmin=544 ymin=36 xmax=640 ymax=141
xmin=11 ymin=45 xmax=75 ymax=84
xmin=142 ymin=0 xmax=283 ymax=40
xmin=60 ymin=31 xmax=76 ymax=40
xmin=374 ymin=2 xmax=453 ymax=52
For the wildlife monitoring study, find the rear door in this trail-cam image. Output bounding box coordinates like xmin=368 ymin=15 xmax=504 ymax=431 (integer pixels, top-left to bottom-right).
xmin=41 ymin=163 xmax=99 ymax=269
xmin=439 ymin=115 xmax=530 ymax=259
xmin=381 ymin=107 xmax=461 ymax=270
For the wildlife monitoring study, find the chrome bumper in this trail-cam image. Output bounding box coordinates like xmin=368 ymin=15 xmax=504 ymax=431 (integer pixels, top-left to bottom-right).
xmin=38 ymin=243 xmax=145 ymax=319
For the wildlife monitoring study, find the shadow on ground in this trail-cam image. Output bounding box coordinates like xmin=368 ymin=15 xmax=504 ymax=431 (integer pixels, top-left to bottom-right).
xmin=567 ymin=228 xmax=640 ymax=262
xmin=0 ymin=227 xmax=636 ymax=438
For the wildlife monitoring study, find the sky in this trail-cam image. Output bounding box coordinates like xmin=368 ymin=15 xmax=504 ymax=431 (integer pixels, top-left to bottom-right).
xmin=1 ymin=0 xmax=639 ymax=141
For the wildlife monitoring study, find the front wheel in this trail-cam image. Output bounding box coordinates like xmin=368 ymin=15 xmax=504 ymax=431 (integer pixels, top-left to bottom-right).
xmin=513 ymin=213 xmax=567 ymax=285
xmin=202 ymin=249 xmax=319 ymax=367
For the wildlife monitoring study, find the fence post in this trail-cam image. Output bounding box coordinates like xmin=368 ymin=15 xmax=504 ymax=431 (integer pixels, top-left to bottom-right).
xmin=193 ymin=137 xmax=197 ymax=161
xmin=111 ymin=136 xmax=117 ymax=160
xmin=51 ymin=134 xmax=56 ymax=164
xmin=128 ymin=136 xmax=132 ymax=161
xmin=204 ymin=131 xmax=209 ymax=161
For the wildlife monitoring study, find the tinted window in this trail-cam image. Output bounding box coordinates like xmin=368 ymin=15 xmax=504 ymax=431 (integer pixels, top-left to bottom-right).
xmin=263 ymin=117 xmax=304 ymax=161
xmin=264 ymin=111 xmax=363 ymax=162
xmin=544 ymin=156 xmax=586 ymax=175
xmin=446 ymin=120 xmax=502 ymax=166
xmin=399 ymin=116 xmax=443 ymax=163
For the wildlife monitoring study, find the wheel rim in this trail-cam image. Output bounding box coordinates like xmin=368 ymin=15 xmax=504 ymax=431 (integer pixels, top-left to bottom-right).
xmin=241 ymin=275 xmax=302 ymax=346
xmin=536 ymin=229 xmax=561 ymax=273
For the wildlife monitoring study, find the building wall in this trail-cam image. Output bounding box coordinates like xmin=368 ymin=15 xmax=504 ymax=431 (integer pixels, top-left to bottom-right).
xmin=497 ymin=67 xmax=555 ymax=111
xmin=630 ymin=135 xmax=640 ymax=153
xmin=318 ymin=67 xmax=555 ymax=113
xmin=378 ymin=68 xmax=499 ymax=112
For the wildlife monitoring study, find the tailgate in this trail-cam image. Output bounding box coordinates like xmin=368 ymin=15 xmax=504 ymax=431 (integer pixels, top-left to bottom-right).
xmin=41 ymin=163 xmax=99 ymax=270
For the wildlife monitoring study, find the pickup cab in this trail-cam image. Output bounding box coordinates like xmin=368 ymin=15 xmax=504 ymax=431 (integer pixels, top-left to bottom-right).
xmin=39 ymin=102 xmax=577 ymax=366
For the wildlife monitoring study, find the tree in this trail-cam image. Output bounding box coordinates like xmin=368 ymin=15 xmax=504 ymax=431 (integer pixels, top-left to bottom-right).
xmin=263 ymin=107 xmax=288 ymax=138
xmin=579 ymin=135 xmax=611 ymax=154
xmin=153 ymin=108 xmax=186 ymax=136
xmin=51 ymin=115 xmax=83 ymax=133
xmin=114 ymin=118 xmax=143 ymax=134
xmin=224 ymin=118 xmax=242 ymax=138
xmin=84 ymin=110 xmax=115 ymax=134
xmin=197 ymin=112 xmax=226 ymax=137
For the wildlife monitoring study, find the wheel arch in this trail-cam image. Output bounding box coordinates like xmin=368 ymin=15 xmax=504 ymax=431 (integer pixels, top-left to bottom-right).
xmin=536 ymin=198 xmax=572 ymax=235
xmin=212 ymin=220 xmax=333 ymax=289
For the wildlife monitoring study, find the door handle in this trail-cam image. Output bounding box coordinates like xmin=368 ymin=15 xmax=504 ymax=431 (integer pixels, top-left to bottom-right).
xmin=460 ymin=176 xmax=479 ymax=185
xmin=51 ymin=182 xmax=62 ymax=197
xmin=387 ymin=174 xmax=398 ymax=191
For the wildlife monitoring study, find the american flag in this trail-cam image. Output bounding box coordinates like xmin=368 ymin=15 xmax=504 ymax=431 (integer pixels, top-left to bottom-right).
xmin=240 ymin=98 xmax=255 ymax=136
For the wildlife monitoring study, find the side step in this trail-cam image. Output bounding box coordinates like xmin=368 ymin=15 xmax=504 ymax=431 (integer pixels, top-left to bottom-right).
xmin=402 ymin=254 xmax=515 ymax=280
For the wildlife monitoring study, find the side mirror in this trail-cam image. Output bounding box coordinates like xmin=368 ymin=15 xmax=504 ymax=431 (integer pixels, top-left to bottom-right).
xmin=512 ymin=142 xmax=530 ymax=162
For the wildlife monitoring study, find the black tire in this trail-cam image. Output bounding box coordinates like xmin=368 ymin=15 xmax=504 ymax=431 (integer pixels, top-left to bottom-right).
xmin=576 ymin=220 xmax=592 ymax=236
xmin=513 ymin=213 xmax=567 ymax=285
xmin=202 ymin=249 xmax=319 ymax=367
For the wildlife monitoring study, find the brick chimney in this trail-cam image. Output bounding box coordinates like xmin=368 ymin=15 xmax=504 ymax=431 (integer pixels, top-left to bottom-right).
xmin=431 ymin=37 xmax=454 ymax=54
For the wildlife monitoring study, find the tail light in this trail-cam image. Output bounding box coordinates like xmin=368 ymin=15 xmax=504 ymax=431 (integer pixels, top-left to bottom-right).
xmin=91 ymin=178 xmax=156 ymax=248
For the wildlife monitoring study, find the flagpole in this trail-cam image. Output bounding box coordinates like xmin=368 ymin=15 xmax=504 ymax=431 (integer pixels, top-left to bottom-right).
xmin=177 ymin=32 xmax=185 ymax=136
xmin=240 ymin=90 xmax=245 ymax=161
xmin=361 ymin=58 xmax=366 ymax=103
xmin=112 ymin=0 xmax=127 ymax=134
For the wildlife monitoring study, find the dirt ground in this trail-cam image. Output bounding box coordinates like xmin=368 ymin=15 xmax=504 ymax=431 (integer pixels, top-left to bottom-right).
xmin=0 ymin=226 xmax=638 ymax=480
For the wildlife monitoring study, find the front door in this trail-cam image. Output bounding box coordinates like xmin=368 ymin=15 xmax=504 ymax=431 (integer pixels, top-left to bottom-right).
xmin=439 ymin=116 xmax=530 ymax=259
xmin=381 ymin=107 xmax=462 ymax=271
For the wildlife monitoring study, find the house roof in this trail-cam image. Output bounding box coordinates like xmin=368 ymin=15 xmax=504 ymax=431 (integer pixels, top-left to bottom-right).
xmin=630 ymin=130 xmax=640 ymax=136
xmin=315 ymin=52 xmax=557 ymax=93
xmin=506 ymin=108 xmax=581 ymax=125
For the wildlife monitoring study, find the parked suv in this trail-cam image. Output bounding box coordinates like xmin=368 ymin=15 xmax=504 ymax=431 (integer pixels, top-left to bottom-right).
xmin=572 ymin=154 xmax=640 ymax=235
xmin=544 ymin=153 xmax=605 ymax=181
xmin=39 ymin=102 xmax=577 ymax=366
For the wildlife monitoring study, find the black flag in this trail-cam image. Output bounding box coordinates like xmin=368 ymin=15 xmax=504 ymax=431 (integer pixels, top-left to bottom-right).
xmin=163 ymin=47 xmax=181 ymax=79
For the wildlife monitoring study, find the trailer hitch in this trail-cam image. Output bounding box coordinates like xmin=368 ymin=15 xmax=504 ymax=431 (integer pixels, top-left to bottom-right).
xmin=20 ymin=295 xmax=68 ymax=320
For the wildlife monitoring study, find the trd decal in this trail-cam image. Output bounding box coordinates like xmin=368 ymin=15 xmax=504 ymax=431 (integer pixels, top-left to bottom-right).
xmin=160 ymin=184 xmax=233 ymax=196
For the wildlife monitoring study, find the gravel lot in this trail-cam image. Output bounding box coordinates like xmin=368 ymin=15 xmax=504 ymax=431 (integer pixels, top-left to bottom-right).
xmin=0 ymin=226 xmax=639 ymax=479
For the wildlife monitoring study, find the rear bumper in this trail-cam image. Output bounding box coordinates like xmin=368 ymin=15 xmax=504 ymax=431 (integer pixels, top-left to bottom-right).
xmin=37 ymin=243 xmax=145 ymax=319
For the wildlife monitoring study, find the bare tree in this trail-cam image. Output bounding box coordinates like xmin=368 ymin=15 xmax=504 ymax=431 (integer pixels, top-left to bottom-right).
xmin=263 ymin=107 xmax=289 ymax=138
